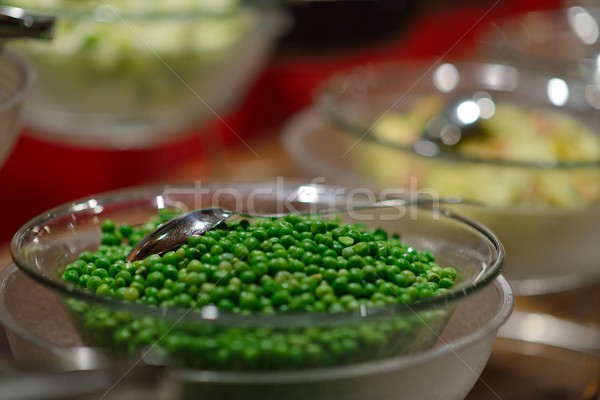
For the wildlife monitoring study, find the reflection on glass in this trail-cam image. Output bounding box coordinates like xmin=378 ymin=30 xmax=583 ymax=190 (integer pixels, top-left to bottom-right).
xmin=477 ymin=97 xmax=496 ymax=119
xmin=568 ymin=6 xmax=599 ymax=45
xmin=585 ymin=83 xmax=600 ymax=108
xmin=297 ymin=185 xmax=320 ymax=203
xmin=456 ymin=101 xmax=479 ymax=124
xmin=547 ymin=78 xmax=569 ymax=106
xmin=433 ymin=63 xmax=459 ymax=93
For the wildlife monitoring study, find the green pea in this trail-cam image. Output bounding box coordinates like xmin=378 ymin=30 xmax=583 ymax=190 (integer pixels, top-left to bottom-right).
xmin=86 ymin=275 xmax=102 ymax=292
xmin=300 ymin=239 xmax=317 ymax=253
xmin=271 ymin=290 xmax=291 ymax=307
xmin=442 ymin=267 xmax=458 ymax=280
xmin=426 ymin=272 xmax=441 ymax=283
xmin=143 ymin=254 xmax=162 ymax=269
xmin=113 ymin=270 xmax=131 ymax=285
xmin=353 ymin=242 xmax=370 ymax=257
xmin=118 ymin=224 xmax=133 ymax=238
xmin=122 ymin=287 xmax=139 ymax=301
xmin=251 ymin=229 xmax=268 ymax=242
xmin=295 ymin=222 xmax=310 ymax=233
xmin=175 ymin=293 xmax=193 ymax=307
xmin=94 ymin=257 xmax=111 ymax=270
xmin=161 ymin=265 xmax=179 ymax=281
xmin=239 ymin=291 xmax=260 ymax=310
xmin=144 ymin=286 xmax=159 ymax=298
xmin=346 ymin=268 xmax=363 ymax=283
xmin=305 ymin=264 xmax=320 ymax=276
xmin=146 ymin=271 xmax=165 ymax=287
xmin=338 ymin=236 xmax=354 ymax=247
xmin=95 ymin=283 xmax=112 ymax=297
xmin=61 ymin=269 xmax=79 ymax=283
xmin=332 ymin=276 xmax=349 ymax=296
xmin=438 ymin=277 xmax=454 ymax=288
xmin=218 ymin=298 xmax=236 ymax=311
xmin=157 ymin=288 xmax=173 ymax=302
xmin=240 ymin=270 xmax=257 ymax=284
xmin=102 ymin=276 xmax=115 ymax=287
xmin=130 ymin=281 xmax=145 ymax=294
xmin=100 ymin=219 xmax=116 ymax=233
xmin=347 ymin=255 xmax=365 ymax=269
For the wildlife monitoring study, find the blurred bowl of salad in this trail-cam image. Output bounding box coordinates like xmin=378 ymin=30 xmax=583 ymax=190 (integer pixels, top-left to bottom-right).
xmin=286 ymin=60 xmax=600 ymax=295
xmin=3 ymin=0 xmax=287 ymax=148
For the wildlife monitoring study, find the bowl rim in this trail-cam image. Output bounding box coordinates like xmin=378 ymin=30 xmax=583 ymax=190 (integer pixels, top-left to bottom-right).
xmin=316 ymin=60 xmax=600 ymax=169
xmin=476 ymin=4 xmax=600 ymax=54
xmin=283 ymin=107 xmax=600 ymax=214
xmin=10 ymin=181 xmax=505 ymax=327
xmin=0 ymin=50 xmax=34 ymax=114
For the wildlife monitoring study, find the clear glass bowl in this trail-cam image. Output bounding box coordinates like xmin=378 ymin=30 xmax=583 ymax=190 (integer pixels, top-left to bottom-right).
xmin=0 ymin=50 xmax=33 ymax=167
xmin=476 ymin=5 xmax=600 ymax=81
xmin=8 ymin=181 xmax=510 ymax=400
xmin=297 ymin=61 xmax=600 ymax=295
xmin=3 ymin=0 xmax=286 ymax=148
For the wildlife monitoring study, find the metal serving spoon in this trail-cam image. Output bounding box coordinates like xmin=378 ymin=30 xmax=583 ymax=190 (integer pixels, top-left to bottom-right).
xmin=127 ymin=208 xmax=233 ymax=262
xmin=0 ymin=6 xmax=55 ymax=43
xmin=126 ymin=198 xmax=455 ymax=262
xmin=412 ymin=91 xmax=497 ymax=158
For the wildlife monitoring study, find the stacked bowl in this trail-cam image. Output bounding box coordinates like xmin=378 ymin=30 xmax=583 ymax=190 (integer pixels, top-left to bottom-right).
xmin=1 ymin=181 xmax=513 ymax=399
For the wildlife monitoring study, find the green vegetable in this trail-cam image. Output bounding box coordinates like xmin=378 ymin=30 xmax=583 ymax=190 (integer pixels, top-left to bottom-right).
xmin=62 ymin=212 xmax=458 ymax=370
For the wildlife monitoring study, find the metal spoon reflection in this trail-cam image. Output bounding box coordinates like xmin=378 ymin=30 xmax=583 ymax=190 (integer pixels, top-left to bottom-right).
xmin=126 ymin=208 xmax=233 ymax=262
xmin=413 ymin=91 xmax=496 ymax=157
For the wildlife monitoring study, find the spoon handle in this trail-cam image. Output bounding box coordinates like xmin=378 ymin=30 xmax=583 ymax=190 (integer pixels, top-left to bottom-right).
xmin=0 ymin=6 xmax=55 ymax=41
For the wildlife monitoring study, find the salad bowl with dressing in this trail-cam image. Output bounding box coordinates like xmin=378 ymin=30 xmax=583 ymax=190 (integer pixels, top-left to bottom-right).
xmin=3 ymin=0 xmax=286 ymax=148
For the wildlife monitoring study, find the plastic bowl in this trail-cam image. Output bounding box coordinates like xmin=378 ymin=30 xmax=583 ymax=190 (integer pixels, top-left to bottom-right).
xmin=3 ymin=0 xmax=286 ymax=148
xmin=9 ymin=181 xmax=510 ymax=400
xmin=0 ymin=50 xmax=33 ymax=167
xmin=295 ymin=61 xmax=600 ymax=295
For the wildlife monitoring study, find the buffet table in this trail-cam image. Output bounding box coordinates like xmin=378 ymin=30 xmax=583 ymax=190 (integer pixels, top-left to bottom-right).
xmin=0 ymin=0 xmax=598 ymax=398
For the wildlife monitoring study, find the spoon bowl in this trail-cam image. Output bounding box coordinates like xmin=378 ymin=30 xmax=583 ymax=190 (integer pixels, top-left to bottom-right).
xmin=413 ymin=91 xmax=496 ymax=157
xmin=126 ymin=208 xmax=233 ymax=262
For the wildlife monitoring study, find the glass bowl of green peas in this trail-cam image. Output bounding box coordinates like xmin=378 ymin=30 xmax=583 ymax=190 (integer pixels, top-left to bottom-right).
xmin=9 ymin=181 xmax=512 ymax=400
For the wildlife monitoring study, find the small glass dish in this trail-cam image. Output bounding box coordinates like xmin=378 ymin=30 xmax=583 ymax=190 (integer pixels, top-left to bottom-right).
xmin=8 ymin=181 xmax=511 ymax=400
